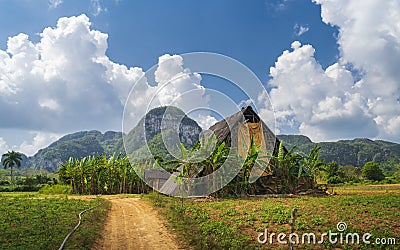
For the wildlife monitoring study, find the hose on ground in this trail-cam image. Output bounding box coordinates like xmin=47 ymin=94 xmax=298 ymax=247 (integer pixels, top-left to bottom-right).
xmin=58 ymin=206 xmax=95 ymax=250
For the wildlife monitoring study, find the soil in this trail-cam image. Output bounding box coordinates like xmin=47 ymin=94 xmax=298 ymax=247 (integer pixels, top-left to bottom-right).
xmin=92 ymin=197 xmax=180 ymax=250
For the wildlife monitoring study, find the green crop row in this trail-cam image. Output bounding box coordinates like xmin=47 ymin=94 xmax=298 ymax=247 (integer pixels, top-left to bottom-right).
xmin=0 ymin=194 xmax=110 ymax=250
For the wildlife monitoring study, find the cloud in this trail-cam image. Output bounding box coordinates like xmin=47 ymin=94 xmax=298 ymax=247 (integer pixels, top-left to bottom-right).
xmin=91 ymin=0 xmax=107 ymax=16
xmin=0 ymin=14 xmax=221 ymax=155
xmin=123 ymin=53 xmax=211 ymax=132
xmin=154 ymin=54 xmax=204 ymax=107
xmin=0 ymin=14 xmax=145 ymax=135
xmin=0 ymin=14 xmax=217 ymax=154
xmin=267 ymin=0 xmax=292 ymax=12
xmin=48 ymin=0 xmax=63 ymax=8
xmin=266 ymin=0 xmax=400 ymax=142
xmin=194 ymin=114 xmax=218 ymax=130
xmin=0 ymin=137 xmax=10 ymax=154
xmin=294 ymin=23 xmax=309 ymax=36
xmin=312 ymin=0 xmax=400 ymax=141
xmin=267 ymin=41 xmax=378 ymax=141
xmin=49 ymin=0 xmax=108 ymax=15
xmin=17 ymin=132 xmax=61 ymax=156
xmin=0 ymin=132 xmax=61 ymax=156
xmin=238 ymin=99 xmax=254 ymax=108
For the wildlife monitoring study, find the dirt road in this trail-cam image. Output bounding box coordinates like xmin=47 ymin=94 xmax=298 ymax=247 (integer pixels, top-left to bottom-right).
xmin=93 ymin=197 xmax=180 ymax=250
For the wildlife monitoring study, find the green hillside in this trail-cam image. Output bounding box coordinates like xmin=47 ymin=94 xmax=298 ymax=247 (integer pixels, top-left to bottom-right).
xmin=24 ymin=106 xmax=201 ymax=172
xmin=29 ymin=131 xmax=124 ymax=172
xmin=277 ymin=135 xmax=400 ymax=169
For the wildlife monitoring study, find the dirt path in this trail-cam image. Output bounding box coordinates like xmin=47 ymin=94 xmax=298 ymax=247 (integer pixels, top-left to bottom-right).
xmin=93 ymin=197 xmax=180 ymax=250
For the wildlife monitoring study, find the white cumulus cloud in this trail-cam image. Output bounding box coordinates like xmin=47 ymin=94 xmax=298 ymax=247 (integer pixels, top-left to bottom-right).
xmin=313 ymin=0 xmax=400 ymax=141
xmin=194 ymin=114 xmax=218 ymax=130
xmin=123 ymin=53 xmax=211 ymax=132
xmin=0 ymin=14 xmax=144 ymax=134
xmin=267 ymin=41 xmax=378 ymax=141
xmin=17 ymin=132 xmax=62 ymax=156
xmin=266 ymin=1 xmax=400 ymax=142
xmin=0 ymin=14 xmax=218 ymax=154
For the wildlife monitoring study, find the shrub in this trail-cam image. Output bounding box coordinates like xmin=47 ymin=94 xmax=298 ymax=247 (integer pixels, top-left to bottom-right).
xmin=0 ymin=185 xmax=43 ymax=192
xmin=38 ymin=184 xmax=72 ymax=194
xmin=362 ymin=162 xmax=385 ymax=181
xmin=327 ymin=176 xmax=344 ymax=184
xmin=0 ymin=180 xmax=10 ymax=185
xmin=393 ymin=171 xmax=400 ymax=181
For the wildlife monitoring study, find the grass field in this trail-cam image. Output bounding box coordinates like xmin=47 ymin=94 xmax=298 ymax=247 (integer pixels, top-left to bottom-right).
xmin=0 ymin=185 xmax=398 ymax=249
xmin=0 ymin=193 xmax=110 ymax=250
xmin=149 ymin=185 xmax=400 ymax=249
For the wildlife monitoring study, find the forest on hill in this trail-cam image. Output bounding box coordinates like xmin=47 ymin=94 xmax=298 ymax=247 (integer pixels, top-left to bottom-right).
xmin=277 ymin=135 xmax=400 ymax=171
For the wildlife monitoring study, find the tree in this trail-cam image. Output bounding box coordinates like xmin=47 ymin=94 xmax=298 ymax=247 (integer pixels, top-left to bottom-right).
xmin=168 ymin=142 xmax=197 ymax=196
xmin=325 ymin=161 xmax=340 ymax=179
xmin=239 ymin=135 xmax=270 ymax=195
xmin=393 ymin=170 xmax=400 ymax=181
xmin=1 ymin=151 xmax=23 ymax=184
xmin=300 ymin=145 xmax=326 ymax=184
xmin=362 ymin=162 xmax=385 ymax=181
xmin=325 ymin=162 xmax=345 ymax=184
xmin=269 ymin=142 xmax=303 ymax=193
xmin=197 ymin=135 xmax=229 ymax=193
xmin=57 ymin=154 xmax=147 ymax=195
xmin=58 ymin=157 xmax=79 ymax=193
xmin=341 ymin=165 xmax=361 ymax=182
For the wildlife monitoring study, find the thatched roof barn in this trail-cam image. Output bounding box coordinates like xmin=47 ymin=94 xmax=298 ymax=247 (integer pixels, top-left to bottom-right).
xmin=208 ymin=106 xmax=281 ymax=161
xmin=157 ymin=106 xmax=313 ymax=196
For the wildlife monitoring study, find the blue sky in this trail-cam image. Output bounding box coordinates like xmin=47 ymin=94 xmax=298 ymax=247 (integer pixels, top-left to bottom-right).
xmin=0 ymin=0 xmax=399 ymax=155
xmin=0 ymin=0 xmax=339 ymax=81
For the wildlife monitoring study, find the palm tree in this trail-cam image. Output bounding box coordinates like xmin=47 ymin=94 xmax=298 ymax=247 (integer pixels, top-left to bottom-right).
xmin=1 ymin=151 xmax=23 ymax=184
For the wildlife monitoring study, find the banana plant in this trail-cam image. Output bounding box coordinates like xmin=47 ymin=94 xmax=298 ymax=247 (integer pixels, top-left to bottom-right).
xmin=269 ymin=141 xmax=303 ymax=193
xmin=299 ymin=145 xmax=326 ymax=186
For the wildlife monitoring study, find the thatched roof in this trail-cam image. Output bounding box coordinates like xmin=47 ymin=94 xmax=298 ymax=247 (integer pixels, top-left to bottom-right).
xmin=208 ymin=106 xmax=282 ymax=153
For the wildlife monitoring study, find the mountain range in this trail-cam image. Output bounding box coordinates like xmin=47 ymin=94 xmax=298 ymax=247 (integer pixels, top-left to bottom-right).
xmin=6 ymin=107 xmax=400 ymax=172
xmin=277 ymin=135 xmax=400 ymax=170
xmin=11 ymin=106 xmax=202 ymax=172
